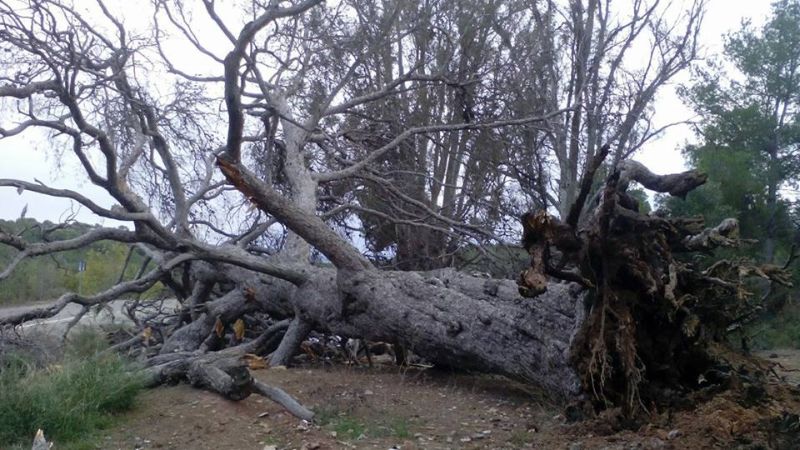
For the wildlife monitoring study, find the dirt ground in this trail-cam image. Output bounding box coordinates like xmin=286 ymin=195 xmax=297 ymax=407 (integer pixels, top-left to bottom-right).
xmin=95 ymin=352 xmax=800 ymax=450
xmin=758 ymin=349 xmax=800 ymax=386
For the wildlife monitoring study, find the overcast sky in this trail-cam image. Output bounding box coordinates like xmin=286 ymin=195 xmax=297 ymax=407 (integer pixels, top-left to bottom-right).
xmin=0 ymin=0 xmax=774 ymax=224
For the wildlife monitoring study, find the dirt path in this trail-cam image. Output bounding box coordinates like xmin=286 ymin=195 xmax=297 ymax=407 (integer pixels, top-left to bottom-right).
xmin=757 ymin=349 xmax=800 ymax=386
xmin=96 ymin=359 xmax=800 ymax=450
xmin=103 ymin=365 xmax=563 ymax=450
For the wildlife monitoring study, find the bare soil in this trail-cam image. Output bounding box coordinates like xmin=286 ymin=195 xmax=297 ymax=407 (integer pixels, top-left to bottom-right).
xmin=96 ymin=354 xmax=800 ymax=450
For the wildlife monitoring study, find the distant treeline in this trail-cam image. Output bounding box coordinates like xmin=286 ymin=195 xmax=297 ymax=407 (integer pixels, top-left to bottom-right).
xmin=0 ymin=218 xmax=161 ymax=305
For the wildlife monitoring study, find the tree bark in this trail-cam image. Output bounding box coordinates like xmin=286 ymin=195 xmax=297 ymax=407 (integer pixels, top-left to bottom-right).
xmin=269 ymin=316 xmax=313 ymax=367
xmin=280 ymin=268 xmax=588 ymax=398
xmin=142 ymin=258 xmax=589 ymax=399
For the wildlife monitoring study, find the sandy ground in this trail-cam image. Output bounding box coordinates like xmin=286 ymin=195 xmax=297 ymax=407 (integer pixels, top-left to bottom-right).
xmin=95 ymin=356 xmax=800 ymax=450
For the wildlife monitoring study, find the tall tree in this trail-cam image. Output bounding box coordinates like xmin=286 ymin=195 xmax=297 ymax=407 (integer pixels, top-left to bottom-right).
xmin=676 ymin=0 xmax=800 ymax=264
xmin=509 ymin=0 xmax=705 ymax=219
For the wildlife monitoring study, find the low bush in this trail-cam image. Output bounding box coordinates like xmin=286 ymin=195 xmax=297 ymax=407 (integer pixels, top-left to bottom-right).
xmin=0 ymin=329 xmax=144 ymax=448
xmin=749 ymin=302 xmax=800 ymax=350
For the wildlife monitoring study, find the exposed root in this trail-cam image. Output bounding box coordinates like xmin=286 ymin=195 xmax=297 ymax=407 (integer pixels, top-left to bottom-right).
xmin=519 ymin=159 xmax=794 ymax=418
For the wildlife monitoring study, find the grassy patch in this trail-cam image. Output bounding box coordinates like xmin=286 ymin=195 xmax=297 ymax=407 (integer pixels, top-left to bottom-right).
xmin=330 ymin=416 xmax=368 ymax=440
xmin=316 ymin=406 xmax=415 ymax=440
xmin=0 ymin=328 xmax=145 ymax=448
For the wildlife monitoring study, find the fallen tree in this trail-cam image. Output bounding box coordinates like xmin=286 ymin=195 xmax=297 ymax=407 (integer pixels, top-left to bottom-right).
xmin=4 ymin=153 xmax=789 ymax=421
xmin=0 ymin=0 xmax=788 ymax=425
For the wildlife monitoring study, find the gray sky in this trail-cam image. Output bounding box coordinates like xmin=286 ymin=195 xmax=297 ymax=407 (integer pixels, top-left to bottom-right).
xmin=0 ymin=0 xmax=774 ymax=224
xmin=633 ymin=0 xmax=772 ymax=172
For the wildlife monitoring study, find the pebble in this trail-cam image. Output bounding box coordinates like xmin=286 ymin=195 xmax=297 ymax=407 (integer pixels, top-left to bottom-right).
xmin=667 ymin=429 xmax=681 ymax=440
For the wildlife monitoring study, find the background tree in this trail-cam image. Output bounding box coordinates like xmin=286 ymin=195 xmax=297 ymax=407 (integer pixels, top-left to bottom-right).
xmin=670 ymin=0 xmax=800 ymax=264
xmin=508 ymin=0 xmax=704 ymax=220
xmin=660 ymin=0 xmax=800 ymax=348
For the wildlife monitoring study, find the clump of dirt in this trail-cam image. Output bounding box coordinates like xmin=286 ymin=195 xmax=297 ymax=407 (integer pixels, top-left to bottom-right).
xmin=575 ymin=378 xmax=800 ymax=449
xmin=98 ymin=357 xmax=800 ymax=450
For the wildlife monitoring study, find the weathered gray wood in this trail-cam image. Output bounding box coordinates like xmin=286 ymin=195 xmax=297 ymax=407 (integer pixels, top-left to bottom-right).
xmin=187 ymin=357 xmax=252 ymax=401
xmin=31 ymin=429 xmax=51 ymax=450
xmin=146 ymin=349 xmax=314 ymax=420
xmin=269 ymin=315 xmax=312 ymax=367
xmin=276 ymin=268 xmax=588 ymax=399
xmin=251 ymin=380 xmax=314 ymax=421
xmin=154 ymin=264 xmax=588 ymax=399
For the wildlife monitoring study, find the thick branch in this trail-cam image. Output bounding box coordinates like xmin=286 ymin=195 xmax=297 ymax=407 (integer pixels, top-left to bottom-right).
xmin=681 ymin=218 xmax=742 ymax=251
xmin=617 ymin=160 xmax=707 ymax=197
xmin=566 ymin=143 xmax=610 ymax=228
xmin=0 ymin=179 xmax=152 ymax=221
xmin=216 ymin=157 xmax=371 ymax=271
xmin=0 ymin=80 xmax=59 ymax=98
xmin=222 ymin=0 xmax=323 ymax=160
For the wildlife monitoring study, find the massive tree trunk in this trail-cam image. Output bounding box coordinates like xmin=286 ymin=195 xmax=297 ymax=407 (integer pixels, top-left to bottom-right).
xmin=152 ymin=262 xmax=588 ymax=399
xmin=301 ymin=268 xmax=587 ymax=397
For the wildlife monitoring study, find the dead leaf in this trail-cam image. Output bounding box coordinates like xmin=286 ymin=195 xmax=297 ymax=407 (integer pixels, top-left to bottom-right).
xmin=233 ymin=318 xmax=245 ymax=341
xmin=141 ymin=326 xmax=153 ymax=344
xmin=244 ymin=353 xmax=267 ymax=370
xmin=214 ymin=316 xmax=224 ymax=338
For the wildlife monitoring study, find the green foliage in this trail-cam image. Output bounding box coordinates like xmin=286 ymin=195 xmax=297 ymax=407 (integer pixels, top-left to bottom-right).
xmin=0 ymin=329 xmax=145 ymax=448
xmin=749 ymin=302 xmax=800 ymax=350
xmin=627 ymin=187 xmax=652 ymax=215
xmin=0 ymin=218 xmax=163 ymax=305
xmin=664 ymin=0 xmax=800 ymax=347
xmin=329 ymin=415 xmax=368 ymax=440
xmin=669 ymin=0 xmax=800 ymax=254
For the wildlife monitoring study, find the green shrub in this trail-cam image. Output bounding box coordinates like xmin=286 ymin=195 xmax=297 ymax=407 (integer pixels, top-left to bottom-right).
xmin=749 ymin=302 xmax=800 ymax=350
xmin=0 ymin=330 xmax=145 ymax=447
